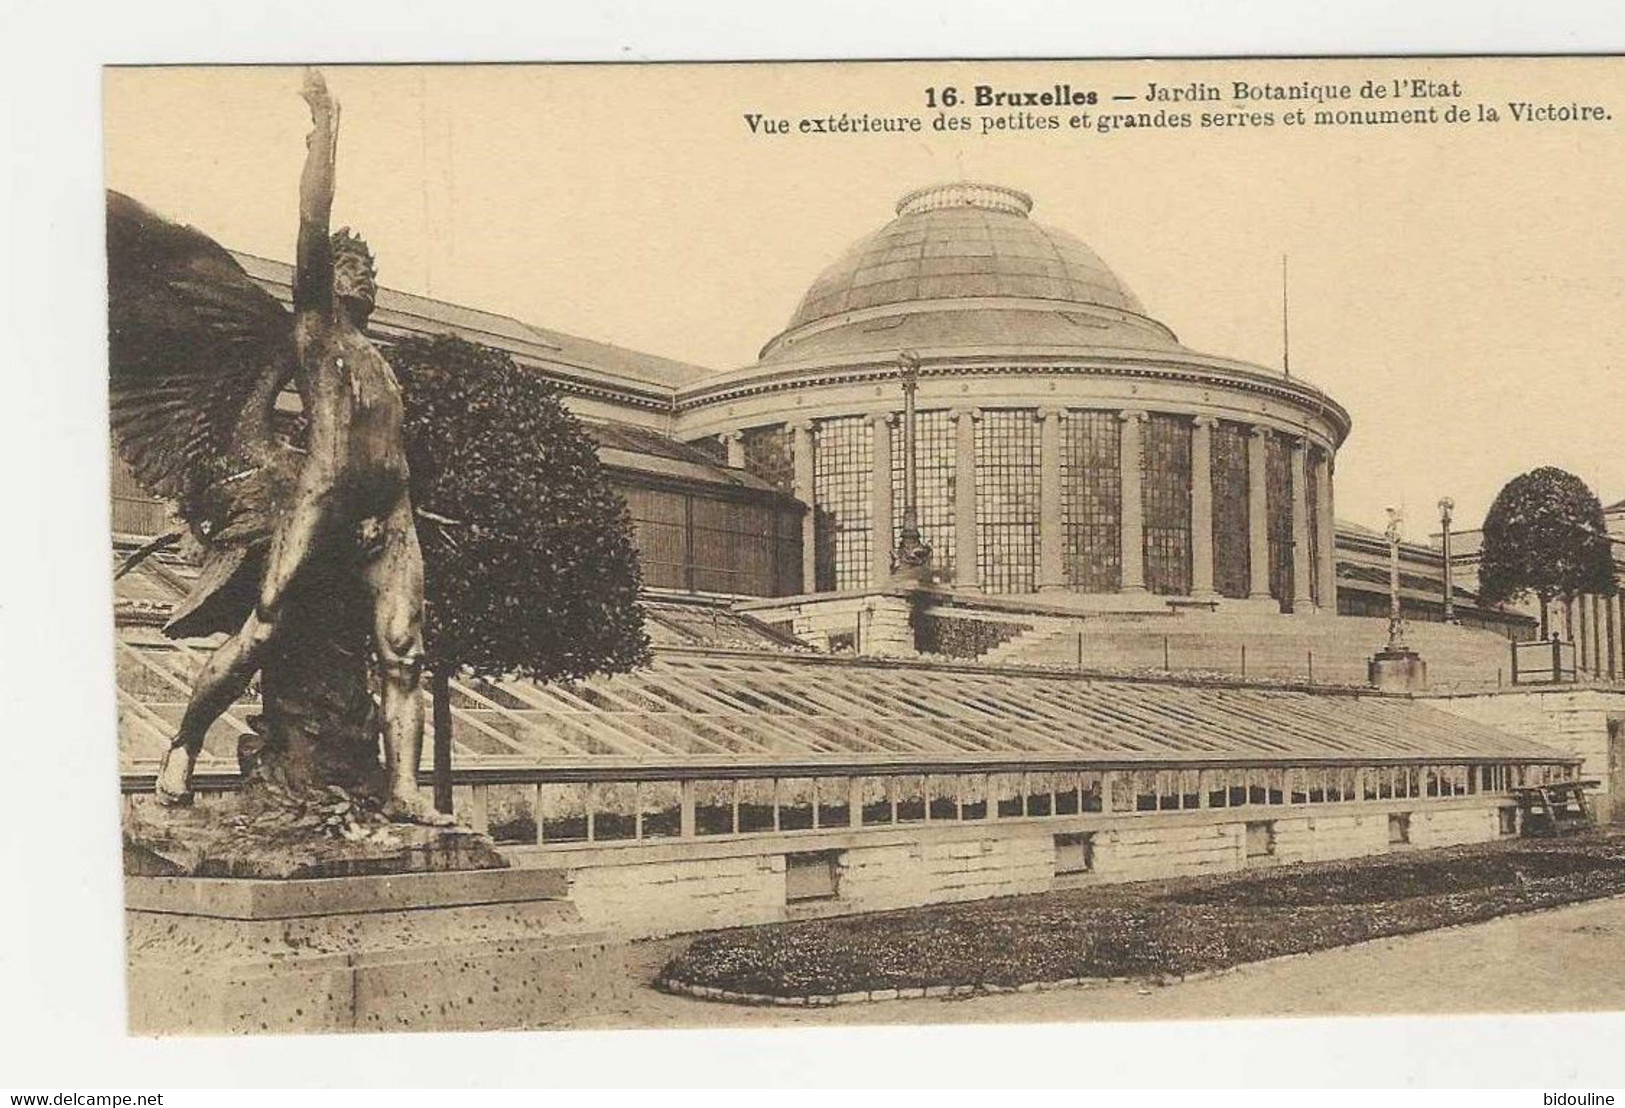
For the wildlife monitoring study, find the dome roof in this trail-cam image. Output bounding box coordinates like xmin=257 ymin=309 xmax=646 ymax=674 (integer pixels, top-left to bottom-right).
xmin=761 ymin=182 xmax=1167 ymax=362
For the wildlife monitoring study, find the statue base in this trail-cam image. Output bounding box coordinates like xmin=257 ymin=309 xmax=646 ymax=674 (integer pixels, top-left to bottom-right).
xmin=123 ymin=797 xmax=508 ymax=879
xmin=1368 ymin=646 xmax=1429 ymax=693
xmin=125 ymin=867 xmax=629 ymax=1034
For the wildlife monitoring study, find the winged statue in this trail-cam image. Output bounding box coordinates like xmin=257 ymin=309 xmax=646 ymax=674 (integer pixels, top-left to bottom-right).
xmin=109 ymin=68 xmax=452 ymax=836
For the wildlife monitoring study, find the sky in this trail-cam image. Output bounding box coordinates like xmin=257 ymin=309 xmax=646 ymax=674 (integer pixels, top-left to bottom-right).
xmin=103 ymin=59 xmax=1625 ymax=535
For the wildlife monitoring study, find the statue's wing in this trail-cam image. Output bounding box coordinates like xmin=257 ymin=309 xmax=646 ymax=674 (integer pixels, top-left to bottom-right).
xmin=106 ymin=190 xmax=297 ymax=527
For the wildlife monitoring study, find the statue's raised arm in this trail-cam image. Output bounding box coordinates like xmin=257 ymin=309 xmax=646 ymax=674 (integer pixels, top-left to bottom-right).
xmin=294 ymin=67 xmax=339 ymax=315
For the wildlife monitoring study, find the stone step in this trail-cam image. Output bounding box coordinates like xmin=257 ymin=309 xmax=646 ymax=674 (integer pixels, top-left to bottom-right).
xmin=981 ymin=611 xmax=1518 ymax=688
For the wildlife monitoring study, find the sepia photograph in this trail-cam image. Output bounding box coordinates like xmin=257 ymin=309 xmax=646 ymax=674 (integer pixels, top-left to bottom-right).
xmin=98 ymin=57 xmax=1625 ymax=1038
xmin=6 ymin=17 xmax=1625 ymax=1091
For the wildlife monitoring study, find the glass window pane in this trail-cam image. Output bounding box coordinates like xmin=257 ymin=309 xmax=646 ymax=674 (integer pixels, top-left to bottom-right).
xmin=1247 ymin=770 xmax=1268 ymax=806
xmin=1157 ymin=770 xmax=1181 ymax=811
xmin=1109 ymin=771 xmax=1135 ymax=814
xmin=976 ymin=410 xmax=1040 ymax=594
xmin=1265 ymin=431 xmax=1295 ymax=606
xmin=859 ymin=776 xmax=892 ymax=826
xmin=1211 ymin=421 xmax=1252 ymax=599
xmin=896 ymin=775 xmax=927 ymax=823
xmin=1062 ymin=411 xmax=1122 ymax=592
xmin=928 ymin=775 xmax=960 ymax=821
xmin=1026 ymin=772 xmax=1056 ymax=817
xmin=891 ymin=411 xmax=957 ymax=578
xmin=817 ymin=776 xmax=852 ymax=828
xmin=694 ymin=780 xmax=736 ymax=836
xmin=779 ymin=777 xmax=815 ymax=831
xmin=961 ymin=774 xmax=988 ymax=821
xmin=992 ymin=773 xmax=1024 ymax=818
xmin=1054 ymin=772 xmax=1082 ymax=816
xmin=591 ymin=781 xmax=638 ymax=842
xmin=539 ymin=782 xmax=588 ymax=843
xmin=1266 ymin=769 xmax=1285 ymax=805
xmin=1081 ymin=771 xmax=1104 ymax=813
xmin=1228 ymin=769 xmax=1247 ymax=807
xmin=486 ymin=784 xmax=536 ymax=844
xmin=1137 ymin=771 xmax=1160 ymax=812
xmin=812 ymin=417 xmax=874 ymax=591
xmin=1143 ymin=414 xmax=1193 ymax=597
xmin=738 ymin=778 xmax=775 ymax=833
xmin=640 ymin=781 xmax=681 ymax=839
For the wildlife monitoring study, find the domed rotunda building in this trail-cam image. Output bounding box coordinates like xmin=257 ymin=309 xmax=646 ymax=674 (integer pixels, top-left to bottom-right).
xmin=677 ymin=182 xmax=1350 ymax=614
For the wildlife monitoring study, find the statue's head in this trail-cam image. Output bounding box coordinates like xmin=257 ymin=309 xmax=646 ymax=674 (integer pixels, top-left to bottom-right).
xmin=331 ymin=227 xmax=377 ymax=321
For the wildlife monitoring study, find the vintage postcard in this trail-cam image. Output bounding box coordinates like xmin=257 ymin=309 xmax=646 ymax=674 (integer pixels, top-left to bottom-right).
xmin=101 ymin=56 xmax=1625 ymax=1039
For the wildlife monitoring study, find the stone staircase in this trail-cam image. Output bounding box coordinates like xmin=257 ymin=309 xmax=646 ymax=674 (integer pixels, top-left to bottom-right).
xmin=981 ymin=611 xmax=1524 ymax=690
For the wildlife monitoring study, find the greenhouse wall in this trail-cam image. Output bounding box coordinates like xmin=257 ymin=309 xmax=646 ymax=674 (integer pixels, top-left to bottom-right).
xmin=506 ymin=793 xmax=1515 ymax=939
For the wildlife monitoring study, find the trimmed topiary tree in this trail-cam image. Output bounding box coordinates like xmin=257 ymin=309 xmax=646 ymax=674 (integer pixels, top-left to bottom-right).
xmin=1478 ymin=466 xmax=1617 ymax=638
xmin=387 ymin=333 xmax=651 ymax=811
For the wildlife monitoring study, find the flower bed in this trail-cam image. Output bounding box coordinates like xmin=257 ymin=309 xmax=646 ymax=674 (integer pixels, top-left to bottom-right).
xmin=659 ymin=835 xmax=1625 ymax=1003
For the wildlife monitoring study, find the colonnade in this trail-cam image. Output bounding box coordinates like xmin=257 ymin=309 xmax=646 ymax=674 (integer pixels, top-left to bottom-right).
xmin=729 ymin=407 xmax=1337 ymax=610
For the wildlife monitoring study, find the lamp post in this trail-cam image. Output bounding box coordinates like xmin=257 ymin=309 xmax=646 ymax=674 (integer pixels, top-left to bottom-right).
xmin=891 ymin=350 xmax=932 ymax=581
xmin=1437 ymin=496 xmax=1457 ymax=624
xmin=1368 ymin=504 xmax=1429 ymax=691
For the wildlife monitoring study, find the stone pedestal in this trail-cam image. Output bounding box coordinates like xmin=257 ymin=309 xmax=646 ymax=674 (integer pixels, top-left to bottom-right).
xmin=1369 ymin=646 xmax=1429 ymax=692
xmin=125 ymin=867 xmax=628 ymax=1034
xmin=123 ymin=798 xmax=508 ymax=879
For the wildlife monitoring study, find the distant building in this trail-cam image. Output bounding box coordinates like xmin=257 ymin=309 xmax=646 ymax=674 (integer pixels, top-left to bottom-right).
xmin=113 ymin=180 xmax=1552 ymax=643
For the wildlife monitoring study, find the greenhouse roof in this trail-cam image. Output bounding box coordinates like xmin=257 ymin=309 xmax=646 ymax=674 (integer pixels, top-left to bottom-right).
xmin=112 ymin=546 xmax=1564 ymax=784
xmin=116 ymin=634 xmax=1565 ymax=784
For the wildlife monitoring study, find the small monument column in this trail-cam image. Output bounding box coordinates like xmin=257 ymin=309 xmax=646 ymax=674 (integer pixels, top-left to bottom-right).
xmin=1369 ymin=506 xmax=1428 ymax=691
xmin=890 ymin=352 xmax=933 ymax=583
xmin=1438 ymin=496 xmax=1457 ymax=624
xmin=720 ymin=429 xmax=745 ymax=469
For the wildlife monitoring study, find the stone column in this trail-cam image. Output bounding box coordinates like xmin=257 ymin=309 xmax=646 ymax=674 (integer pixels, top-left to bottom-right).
xmin=869 ymin=412 xmax=896 ymax=586
xmin=1247 ymin=425 xmax=1272 ymax=600
xmin=1586 ymin=594 xmax=1599 ymax=672
xmin=952 ymin=408 xmax=980 ymax=589
xmin=792 ymin=420 xmax=817 ymax=593
xmin=1118 ymin=410 xmax=1147 ymax=593
xmin=1610 ymin=593 xmax=1621 ymax=681
xmin=1038 ymin=407 xmax=1066 ymax=592
xmin=719 ymin=429 xmax=745 ymax=469
xmin=1190 ymin=416 xmax=1217 ymax=600
xmin=1290 ymin=437 xmax=1315 ymax=612
xmin=1317 ymin=449 xmax=1338 ymax=613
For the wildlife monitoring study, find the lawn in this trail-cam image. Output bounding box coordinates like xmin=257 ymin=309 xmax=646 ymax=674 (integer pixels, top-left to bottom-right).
xmin=659 ymin=833 xmax=1625 ymax=1000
